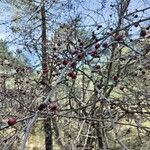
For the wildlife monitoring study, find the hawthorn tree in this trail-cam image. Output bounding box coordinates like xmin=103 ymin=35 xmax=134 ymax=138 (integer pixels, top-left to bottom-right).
xmin=0 ymin=0 xmax=150 ymax=150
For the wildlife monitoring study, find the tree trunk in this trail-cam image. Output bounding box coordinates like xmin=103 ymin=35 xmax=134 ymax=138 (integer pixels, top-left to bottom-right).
xmin=41 ymin=2 xmax=53 ymax=150
xmin=96 ymin=123 xmax=103 ymax=149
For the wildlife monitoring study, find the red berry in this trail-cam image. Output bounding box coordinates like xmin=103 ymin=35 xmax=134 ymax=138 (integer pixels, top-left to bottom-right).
xmin=67 ymin=71 xmax=77 ymax=79
xmin=39 ymin=79 xmax=45 ymax=85
xmin=69 ymin=61 xmax=76 ymax=68
xmin=16 ymin=68 xmax=20 ymax=73
xmin=134 ymin=22 xmax=139 ymax=27
xmin=63 ymin=60 xmax=69 ymax=65
xmin=95 ymin=65 xmax=100 ymax=69
xmin=95 ymin=43 xmax=100 ymax=49
xmin=113 ymin=75 xmax=118 ymax=81
xmin=67 ymin=72 xmax=73 ymax=77
xmin=49 ymin=102 xmax=59 ymax=112
xmin=71 ymin=73 xmax=77 ymax=79
xmin=91 ymin=50 xmax=98 ymax=57
xmin=7 ymin=117 xmax=17 ymax=126
xmin=102 ymin=42 xmax=109 ymax=48
xmin=79 ymin=42 xmax=84 ymax=47
xmin=37 ymin=103 xmax=47 ymax=111
xmin=140 ymin=30 xmax=146 ymax=37
xmin=115 ymin=34 xmax=123 ymax=42
xmin=77 ymin=52 xmax=84 ymax=60
xmin=43 ymin=69 xmax=48 ymax=74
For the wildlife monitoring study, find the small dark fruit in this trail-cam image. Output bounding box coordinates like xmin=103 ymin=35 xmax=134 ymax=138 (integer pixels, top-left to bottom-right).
xmin=79 ymin=42 xmax=84 ymax=47
xmin=77 ymin=52 xmax=84 ymax=60
xmin=102 ymin=42 xmax=109 ymax=48
xmin=97 ymin=25 xmax=102 ymax=30
xmin=113 ymin=75 xmax=118 ymax=81
xmin=57 ymin=43 xmax=61 ymax=46
xmin=37 ymin=103 xmax=47 ymax=111
xmin=115 ymin=34 xmax=123 ymax=42
xmin=53 ymin=47 xmax=57 ymax=51
xmin=138 ymin=67 xmax=143 ymax=71
xmin=67 ymin=71 xmax=77 ymax=79
xmin=95 ymin=43 xmax=100 ymax=49
xmin=69 ymin=61 xmax=76 ymax=68
xmin=120 ymin=87 xmax=124 ymax=91
xmin=140 ymin=30 xmax=146 ymax=37
xmin=49 ymin=102 xmax=59 ymax=112
xmin=7 ymin=117 xmax=17 ymax=126
xmin=63 ymin=60 xmax=69 ymax=65
xmin=95 ymin=65 xmax=100 ymax=69
xmin=43 ymin=69 xmax=48 ymax=75
xmin=91 ymin=50 xmax=98 ymax=57
xmin=142 ymin=71 xmax=145 ymax=75
xmin=134 ymin=22 xmax=139 ymax=27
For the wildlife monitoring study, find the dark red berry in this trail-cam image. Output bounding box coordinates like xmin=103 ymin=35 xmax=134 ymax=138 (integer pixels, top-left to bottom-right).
xmin=69 ymin=61 xmax=76 ymax=68
xmin=115 ymin=34 xmax=123 ymax=42
xmin=91 ymin=50 xmax=98 ymax=57
xmin=77 ymin=52 xmax=84 ymax=60
xmin=134 ymin=22 xmax=139 ymax=27
xmin=7 ymin=117 xmax=17 ymax=126
xmin=102 ymin=42 xmax=109 ymax=48
xmin=140 ymin=30 xmax=146 ymax=37
xmin=95 ymin=43 xmax=100 ymax=49
xmin=79 ymin=42 xmax=84 ymax=47
xmin=37 ymin=103 xmax=47 ymax=111
xmin=63 ymin=60 xmax=69 ymax=65
xmin=43 ymin=69 xmax=48 ymax=75
xmin=95 ymin=65 xmax=100 ymax=69
xmin=16 ymin=68 xmax=20 ymax=73
xmin=67 ymin=71 xmax=77 ymax=79
xmin=113 ymin=75 xmax=118 ymax=81
xmin=49 ymin=102 xmax=59 ymax=112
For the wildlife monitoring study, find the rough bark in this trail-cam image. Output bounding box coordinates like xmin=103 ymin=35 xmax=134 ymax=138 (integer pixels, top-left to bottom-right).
xmin=41 ymin=2 xmax=53 ymax=150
